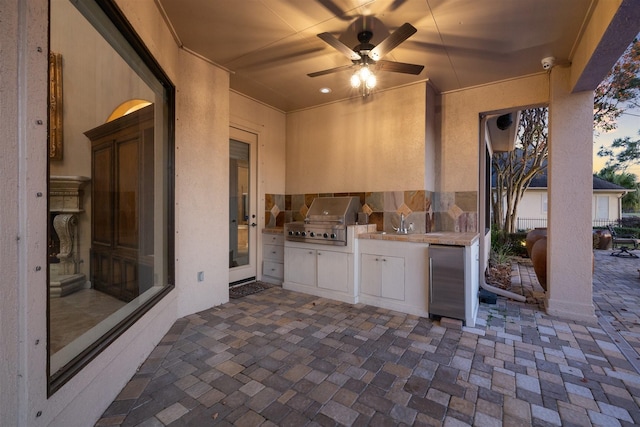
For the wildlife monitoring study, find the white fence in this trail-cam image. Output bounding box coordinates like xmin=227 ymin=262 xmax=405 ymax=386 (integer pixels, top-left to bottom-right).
xmin=516 ymin=218 xmax=618 ymax=231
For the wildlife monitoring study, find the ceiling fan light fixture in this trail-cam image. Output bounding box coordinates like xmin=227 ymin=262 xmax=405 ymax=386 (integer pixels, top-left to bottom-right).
xmin=359 ymin=65 xmax=372 ymax=80
xmin=350 ymin=64 xmax=376 ymax=92
xmin=350 ymin=73 xmax=361 ymax=88
xmin=365 ymin=74 xmax=376 ymax=89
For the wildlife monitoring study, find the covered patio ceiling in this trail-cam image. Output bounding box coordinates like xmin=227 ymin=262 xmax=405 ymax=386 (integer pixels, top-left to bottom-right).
xmin=155 ymin=0 xmax=626 ymax=112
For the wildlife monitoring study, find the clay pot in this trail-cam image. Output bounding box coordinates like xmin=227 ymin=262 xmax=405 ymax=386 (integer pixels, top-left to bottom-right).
xmin=593 ymin=229 xmax=612 ymax=250
xmin=525 ymin=227 xmax=547 ymax=258
xmin=530 ymin=236 xmax=547 ymax=291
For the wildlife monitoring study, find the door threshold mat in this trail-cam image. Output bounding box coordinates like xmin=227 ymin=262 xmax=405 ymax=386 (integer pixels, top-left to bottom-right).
xmin=229 ymin=281 xmax=272 ymax=299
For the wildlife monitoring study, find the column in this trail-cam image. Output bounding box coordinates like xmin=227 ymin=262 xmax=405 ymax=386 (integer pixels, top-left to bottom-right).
xmin=545 ymin=66 xmax=597 ymax=323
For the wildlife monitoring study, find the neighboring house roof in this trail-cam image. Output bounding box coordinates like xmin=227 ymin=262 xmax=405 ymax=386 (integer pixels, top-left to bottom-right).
xmin=492 ymin=169 xmax=631 ymax=193
xmin=526 ymin=173 xmax=629 ymax=192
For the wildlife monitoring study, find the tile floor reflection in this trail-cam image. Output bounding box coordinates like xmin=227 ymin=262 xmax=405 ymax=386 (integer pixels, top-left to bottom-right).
xmin=50 ymin=288 xmax=126 ymax=354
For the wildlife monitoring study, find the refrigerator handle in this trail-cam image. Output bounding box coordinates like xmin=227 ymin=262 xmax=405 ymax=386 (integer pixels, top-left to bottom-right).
xmin=428 ymin=257 xmax=433 ymax=302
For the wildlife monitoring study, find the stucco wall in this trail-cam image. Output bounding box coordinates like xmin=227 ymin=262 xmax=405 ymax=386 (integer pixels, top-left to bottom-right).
xmin=285 ymin=83 xmax=427 ymax=194
xmin=440 ymin=75 xmax=549 ymax=192
xmin=173 ymin=49 xmax=231 ymax=318
xmin=1 ymin=2 xmax=23 ymax=425
xmin=546 ymin=66 xmax=596 ymax=322
xmin=1 ymin=0 xmax=233 ymax=424
xmin=230 ymin=92 xmax=286 ymax=196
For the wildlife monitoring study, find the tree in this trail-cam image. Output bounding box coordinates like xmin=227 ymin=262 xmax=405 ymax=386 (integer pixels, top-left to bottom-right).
xmin=598 ymin=131 xmax=640 ymax=171
xmin=594 ymin=37 xmax=640 ymax=134
xmin=596 ymin=166 xmax=640 ymax=212
xmin=492 ymin=108 xmax=548 ymax=233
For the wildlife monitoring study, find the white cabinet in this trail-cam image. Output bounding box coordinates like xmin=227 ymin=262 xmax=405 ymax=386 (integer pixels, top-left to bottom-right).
xmin=317 ymin=250 xmax=349 ymax=292
xmin=262 ymin=232 xmax=284 ymax=284
xmin=358 ymin=239 xmax=429 ymax=317
xmin=360 ymin=254 xmax=404 ymax=300
xmin=466 ymin=240 xmax=480 ymax=327
xmin=284 ymin=239 xmax=356 ymax=303
xmin=284 ymin=246 xmax=316 ymax=286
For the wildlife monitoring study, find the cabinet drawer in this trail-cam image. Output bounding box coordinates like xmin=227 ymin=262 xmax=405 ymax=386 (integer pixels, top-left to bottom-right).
xmin=263 ymin=260 xmax=284 ymax=279
xmin=263 ymin=243 xmax=284 ymax=261
xmin=263 ymin=234 xmax=284 ymax=245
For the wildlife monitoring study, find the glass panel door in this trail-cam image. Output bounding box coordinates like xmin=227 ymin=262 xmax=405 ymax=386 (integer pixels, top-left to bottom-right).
xmin=229 ymin=128 xmax=257 ymax=285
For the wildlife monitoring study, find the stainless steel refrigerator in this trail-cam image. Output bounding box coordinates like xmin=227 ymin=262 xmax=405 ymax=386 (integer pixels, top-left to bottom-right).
xmin=428 ymin=244 xmax=465 ymax=321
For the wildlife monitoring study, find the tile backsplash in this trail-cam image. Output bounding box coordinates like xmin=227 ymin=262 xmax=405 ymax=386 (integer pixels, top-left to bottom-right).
xmin=265 ymin=190 xmax=477 ymax=233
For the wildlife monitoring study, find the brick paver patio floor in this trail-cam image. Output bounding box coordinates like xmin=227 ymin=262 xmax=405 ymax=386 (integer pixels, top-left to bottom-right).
xmin=96 ymin=249 xmax=640 ymax=426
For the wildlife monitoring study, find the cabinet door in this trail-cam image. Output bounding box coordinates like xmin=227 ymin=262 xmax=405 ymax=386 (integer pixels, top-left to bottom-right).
xmin=381 ymin=256 xmax=405 ymax=301
xmin=317 ymin=250 xmax=349 ymax=292
xmin=285 ymin=247 xmax=316 ymax=286
xmin=360 ymin=254 xmax=382 ymax=296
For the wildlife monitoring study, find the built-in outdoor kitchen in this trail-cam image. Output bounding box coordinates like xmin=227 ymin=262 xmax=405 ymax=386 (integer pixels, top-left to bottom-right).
xmin=263 ymin=195 xmax=480 ymax=327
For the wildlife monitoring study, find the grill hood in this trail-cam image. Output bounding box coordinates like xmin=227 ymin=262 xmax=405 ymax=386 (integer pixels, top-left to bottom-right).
xmin=305 ymin=196 xmax=361 ymax=225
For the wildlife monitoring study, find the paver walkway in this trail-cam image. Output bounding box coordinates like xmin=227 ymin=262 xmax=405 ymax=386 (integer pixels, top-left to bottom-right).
xmin=96 ymin=249 xmax=640 ymax=426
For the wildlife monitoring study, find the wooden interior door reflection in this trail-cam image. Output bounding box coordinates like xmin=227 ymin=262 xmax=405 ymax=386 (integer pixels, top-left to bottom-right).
xmin=86 ymin=105 xmax=154 ymax=302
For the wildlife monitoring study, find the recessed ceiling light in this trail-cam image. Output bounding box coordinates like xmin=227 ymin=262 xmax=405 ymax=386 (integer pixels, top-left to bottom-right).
xmin=319 ymin=87 xmax=332 ymax=94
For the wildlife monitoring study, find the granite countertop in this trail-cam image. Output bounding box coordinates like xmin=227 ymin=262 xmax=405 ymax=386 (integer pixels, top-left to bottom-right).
xmin=264 ymin=227 xmax=478 ymax=245
xmin=263 ymin=225 xmax=376 ymax=234
xmin=357 ymin=231 xmax=479 ymax=246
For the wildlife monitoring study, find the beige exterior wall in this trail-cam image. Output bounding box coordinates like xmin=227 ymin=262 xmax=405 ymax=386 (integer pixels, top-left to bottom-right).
xmin=230 ymin=92 xmax=287 ymax=196
xmin=172 ymin=49 xmax=231 ymax=318
xmin=285 ymin=83 xmax=428 ymax=194
xmin=517 ymin=190 xmax=623 ymax=226
xmin=1 ymin=2 xmax=28 ymax=425
xmin=518 ymin=190 xmax=548 ymax=221
xmin=546 ymin=66 xmax=597 ymax=323
xmin=440 ymin=75 xmax=549 ymax=193
xmin=1 ymin=0 xmax=233 ymax=424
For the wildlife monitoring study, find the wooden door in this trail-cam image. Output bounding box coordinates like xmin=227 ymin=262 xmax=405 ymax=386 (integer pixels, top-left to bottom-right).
xmin=86 ymin=105 xmax=154 ymax=301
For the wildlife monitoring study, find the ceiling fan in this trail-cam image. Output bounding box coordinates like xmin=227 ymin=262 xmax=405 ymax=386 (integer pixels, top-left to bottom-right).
xmin=308 ymin=22 xmax=424 ymax=79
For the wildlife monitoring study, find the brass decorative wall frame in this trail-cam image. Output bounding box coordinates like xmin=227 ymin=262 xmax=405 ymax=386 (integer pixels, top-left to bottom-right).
xmin=49 ymin=52 xmax=63 ymax=160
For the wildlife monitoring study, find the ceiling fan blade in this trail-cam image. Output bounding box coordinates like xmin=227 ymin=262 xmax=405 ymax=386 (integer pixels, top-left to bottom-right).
xmin=376 ymin=59 xmax=424 ymax=75
xmin=316 ymin=0 xmax=354 ymax=21
xmin=369 ymin=22 xmax=417 ymax=61
xmin=307 ymin=64 xmax=355 ymax=78
xmin=317 ymin=32 xmax=361 ymax=61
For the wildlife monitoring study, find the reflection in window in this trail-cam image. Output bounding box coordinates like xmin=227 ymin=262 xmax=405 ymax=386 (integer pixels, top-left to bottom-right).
xmin=48 ymin=0 xmax=174 ymax=393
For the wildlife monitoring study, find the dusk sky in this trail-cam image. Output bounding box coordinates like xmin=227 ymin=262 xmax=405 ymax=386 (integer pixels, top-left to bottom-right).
xmin=593 ymin=106 xmax=640 ymax=177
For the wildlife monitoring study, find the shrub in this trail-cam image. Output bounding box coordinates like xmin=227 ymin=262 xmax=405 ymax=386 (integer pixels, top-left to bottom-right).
xmin=613 ymin=226 xmax=640 ymax=238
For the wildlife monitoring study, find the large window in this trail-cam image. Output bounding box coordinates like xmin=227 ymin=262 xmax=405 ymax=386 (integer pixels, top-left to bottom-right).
xmin=48 ymin=0 xmax=174 ymax=393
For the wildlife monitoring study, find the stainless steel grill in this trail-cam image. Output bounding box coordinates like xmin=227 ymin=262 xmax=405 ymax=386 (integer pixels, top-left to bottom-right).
xmin=285 ymin=196 xmax=361 ymax=246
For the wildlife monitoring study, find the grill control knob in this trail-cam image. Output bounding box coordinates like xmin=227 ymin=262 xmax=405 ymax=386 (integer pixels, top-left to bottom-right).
xmin=295 ymin=231 xmax=300 ymax=236
xmin=323 ymin=233 xmax=329 ymax=238
xmin=301 ymin=231 xmax=307 ymax=237
xmin=330 ymin=233 xmax=337 ymax=239
xmin=288 ymin=231 xmax=294 ymax=236
xmin=309 ymin=232 xmax=315 ymax=237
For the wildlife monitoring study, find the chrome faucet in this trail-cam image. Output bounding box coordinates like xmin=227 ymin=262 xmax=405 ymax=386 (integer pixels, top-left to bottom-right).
xmin=393 ymin=213 xmax=410 ymax=234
